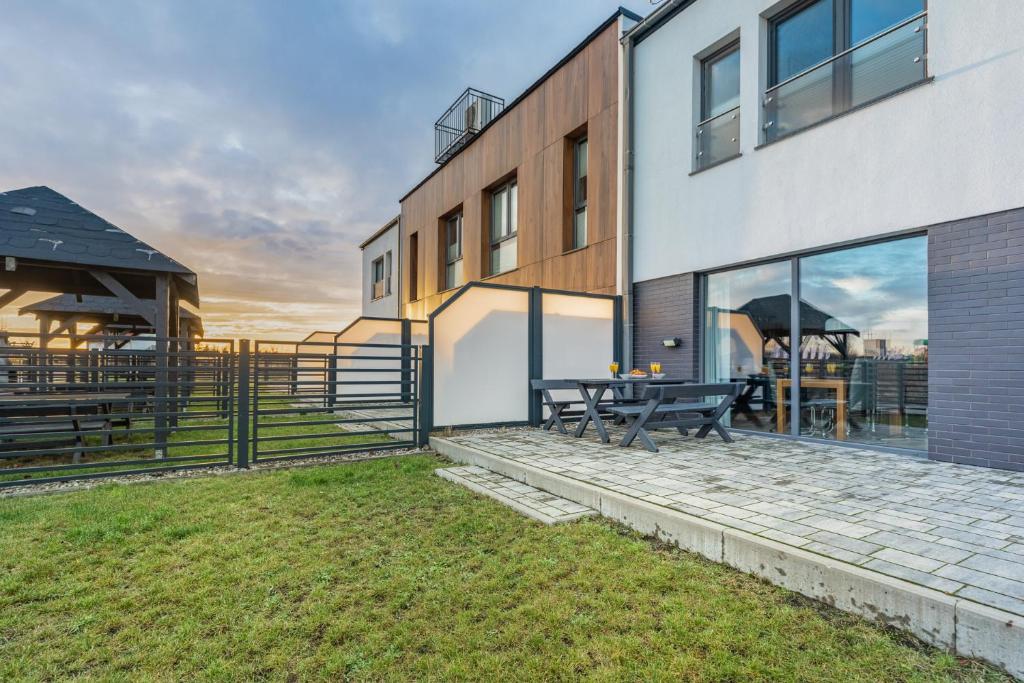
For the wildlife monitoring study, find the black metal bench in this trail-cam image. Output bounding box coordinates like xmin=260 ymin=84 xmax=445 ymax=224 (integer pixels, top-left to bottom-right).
xmin=606 ymin=382 xmax=743 ymax=452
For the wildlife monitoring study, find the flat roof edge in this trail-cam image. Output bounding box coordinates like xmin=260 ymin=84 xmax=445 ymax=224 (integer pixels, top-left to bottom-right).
xmin=359 ymin=215 xmax=400 ymax=250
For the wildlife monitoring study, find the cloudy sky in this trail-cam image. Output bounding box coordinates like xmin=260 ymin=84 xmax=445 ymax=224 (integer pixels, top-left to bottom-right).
xmin=0 ymin=0 xmax=643 ymax=339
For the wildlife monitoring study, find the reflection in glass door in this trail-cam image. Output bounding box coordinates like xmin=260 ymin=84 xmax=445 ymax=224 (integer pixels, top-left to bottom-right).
xmin=702 ymin=236 xmax=928 ymax=450
xmin=705 ymin=261 xmax=792 ymax=432
xmin=798 ymin=237 xmax=928 ymax=449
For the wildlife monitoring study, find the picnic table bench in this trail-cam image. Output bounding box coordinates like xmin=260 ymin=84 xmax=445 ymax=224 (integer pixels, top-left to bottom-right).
xmin=607 ymin=382 xmax=742 ymax=452
xmin=0 ymin=391 xmax=131 ymax=463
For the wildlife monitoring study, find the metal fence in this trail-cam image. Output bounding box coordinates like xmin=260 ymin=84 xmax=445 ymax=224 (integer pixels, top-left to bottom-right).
xmin=0 ymin=333 xmax=421 ymax=487
xmin=0 ymin=332 xmax=235 ymax=487
xmin=243 ymin=338 xmax=419 ymax=464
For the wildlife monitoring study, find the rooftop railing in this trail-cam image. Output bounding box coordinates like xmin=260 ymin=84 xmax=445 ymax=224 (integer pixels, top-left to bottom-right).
xmin=434 ymin=88 xmax=504 ymax=164
xmin=763 ymin=11 xmax=927 ymax=144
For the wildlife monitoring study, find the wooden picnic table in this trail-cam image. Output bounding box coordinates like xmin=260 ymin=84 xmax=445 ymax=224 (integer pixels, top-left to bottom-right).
xmin=776 ymin=378 xmax=846 ymax=440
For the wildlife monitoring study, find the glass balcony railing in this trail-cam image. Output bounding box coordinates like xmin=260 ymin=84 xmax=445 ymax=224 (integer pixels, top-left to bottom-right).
xmin=763 ymin=12 xmax=927 ymax=144
xmin=695 ymin=106 xmax=740 ymax=171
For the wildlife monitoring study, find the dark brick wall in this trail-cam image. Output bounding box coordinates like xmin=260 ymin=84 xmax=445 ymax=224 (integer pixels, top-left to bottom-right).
xmin=632 ymin=273 xmax=700 ymax=379
xmin=928 ymin=207 xmax=1024 ymax=471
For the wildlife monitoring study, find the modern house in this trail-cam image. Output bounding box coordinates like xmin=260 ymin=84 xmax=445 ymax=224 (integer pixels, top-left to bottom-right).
xmin=392 ymin=8 xmax=641 ymax=320
xmin=622 ymin=0 xmax=1024 ymax=469
xmin=360 ymin=215 xmax=400 ymax=318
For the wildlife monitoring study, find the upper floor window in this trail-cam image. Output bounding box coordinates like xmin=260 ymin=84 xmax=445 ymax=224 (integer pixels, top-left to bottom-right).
xmin=384 ymin=250 xmax=393 ymax=295
xmin=489 ymin=180 xmax=518 ymax=275
xmin=444 ymin=212 xmax=463 ymax=290
xmin=371 ymin=255 xmax=386 ymax=300
xmin=764 ymin=0 xmax=927 ymax=143
xmin=696 ymin=41 xmax=741 ymax=171
xmin=572 ymin=137 xmax=588 ymax=250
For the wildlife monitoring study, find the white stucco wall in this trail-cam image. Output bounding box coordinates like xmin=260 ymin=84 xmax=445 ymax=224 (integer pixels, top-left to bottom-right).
xmin=631 ymin=0 xmax=1024 ymax=281
xmin=360 ymin=220 xmax=400 ymax=317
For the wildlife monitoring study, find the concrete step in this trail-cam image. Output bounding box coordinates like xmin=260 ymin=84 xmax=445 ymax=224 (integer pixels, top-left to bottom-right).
xmin=436 ymin=465 xmax=597 ymax=525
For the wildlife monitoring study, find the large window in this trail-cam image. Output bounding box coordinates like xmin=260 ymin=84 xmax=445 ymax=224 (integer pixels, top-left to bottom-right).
xmin=704 ymin=236 xmax=928 ymax=450
xmin=489 ymin=180 xmax=518 ymax=275
xmin=764 ymin=0 xmax=927 ymax=142
xmin=696 ymin=42 xmax=741 ymax=170
xmin=444 ymin=213 xmax=463 ymax=290
xmin=572 ymin=137 xmax=588 ymax=250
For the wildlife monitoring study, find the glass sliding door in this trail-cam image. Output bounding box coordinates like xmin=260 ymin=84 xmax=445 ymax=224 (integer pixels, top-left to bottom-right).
xmin=705 ymin=261 xmax=792 ymax=432
xmin=798 ymin=237 xmax=928 ymax=449
xmin=701 ymin=235 xmax=928 ymax=450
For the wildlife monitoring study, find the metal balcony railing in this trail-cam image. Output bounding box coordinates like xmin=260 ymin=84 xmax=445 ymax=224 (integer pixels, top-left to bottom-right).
xmin=763 ymin=11 xmax=928 ymax=143
xmin=695 ymin=106 xmax=740 ymax=171
xmin=434 ymin=88 xmax=505 ymax=164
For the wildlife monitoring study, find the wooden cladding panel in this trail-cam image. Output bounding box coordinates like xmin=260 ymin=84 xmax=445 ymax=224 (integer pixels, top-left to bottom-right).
xmin=588 ymin=105 xmax=617 ymax=245
xmin=400 ymin=21 xmax=620 ymax=316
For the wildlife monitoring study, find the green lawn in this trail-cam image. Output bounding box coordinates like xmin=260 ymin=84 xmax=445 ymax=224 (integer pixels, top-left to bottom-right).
xmin=0 ymin=455 xmax=1007 ymax=681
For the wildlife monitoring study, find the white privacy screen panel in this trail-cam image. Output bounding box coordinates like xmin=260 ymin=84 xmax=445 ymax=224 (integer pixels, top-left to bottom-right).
xmin=432 ymin=287 xmax=530 ymax=426
xmin=335 ymin=318 xmax=405 ymax=401
xmin=541 ymin=293 xmax=615 ymax=407
xmin=409 ymin=321 xmax=428 ymax=348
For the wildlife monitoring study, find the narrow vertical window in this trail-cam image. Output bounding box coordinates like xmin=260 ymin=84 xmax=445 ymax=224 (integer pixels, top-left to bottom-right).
xmin=409 ymin=233 xmax=419 ymax=301
xmin=572 ymin=137 xmax=588 ymax=249
xmin=444 ymin=213 xmax=463 ymax=290
xmin=371 ymin=256 xmax=385 ymax=300
xmin=489 ymin=180 xmax=517 ymax=275
xmin=384 ymin=250 xmax=392 ymax=295
xmin=696 ymin=41 xmax=740 ymax=170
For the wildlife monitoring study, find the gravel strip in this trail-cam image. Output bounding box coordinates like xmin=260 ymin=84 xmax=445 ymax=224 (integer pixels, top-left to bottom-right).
xmin=0 ymin=446 xmax=432 ymax=499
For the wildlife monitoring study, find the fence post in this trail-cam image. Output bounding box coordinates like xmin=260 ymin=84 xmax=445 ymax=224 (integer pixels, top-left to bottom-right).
xmin=527 ymin=287 xmax=543 ymax=428
xmin=418 ymin=344 xmax=432 ymax=446
xmin=400 ymin=318 xmax=412 ymax=403
xmin=237 ymin=339 xmax=251 ymax=468
xmin=327 ymin=348 xmax=337 ymax=409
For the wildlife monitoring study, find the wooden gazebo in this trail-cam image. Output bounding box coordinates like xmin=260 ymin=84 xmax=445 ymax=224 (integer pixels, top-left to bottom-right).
xmin=19 ymin=294 xmax=203 ymax=348
xmin=0 ymin=186 xmax=199 ymax=346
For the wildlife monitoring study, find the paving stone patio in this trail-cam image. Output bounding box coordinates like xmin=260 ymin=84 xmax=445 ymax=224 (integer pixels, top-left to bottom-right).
xmin=334 ymin=405 xmax=415 ymax=433
xmin=443 ymin=427 xmax=1024 ymax=617
xmin=436 ymin=465 xmax=597 ymax=524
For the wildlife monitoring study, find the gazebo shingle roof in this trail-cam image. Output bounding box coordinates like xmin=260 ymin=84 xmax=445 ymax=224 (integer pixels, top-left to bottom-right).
xmin=0 ymin=186 xmax=194 ymax=275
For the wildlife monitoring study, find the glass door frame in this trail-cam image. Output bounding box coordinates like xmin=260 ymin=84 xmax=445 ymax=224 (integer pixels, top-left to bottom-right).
xmin=697 ymin=231 xmax=928 ymax=451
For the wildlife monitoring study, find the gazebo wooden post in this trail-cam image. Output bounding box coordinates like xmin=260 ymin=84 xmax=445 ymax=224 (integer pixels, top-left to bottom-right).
xmin=38 ymin=314 xmax=51 ymax=388
xmin=153 ymin=274 xmax=170 ymax=458
xmin=170 ymin=279 xmax=183 ymax=425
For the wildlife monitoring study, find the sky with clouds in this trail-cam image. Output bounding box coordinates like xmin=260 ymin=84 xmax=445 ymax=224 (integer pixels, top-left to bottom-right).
xmin=0 ymin=0 xmax=643 ymax=339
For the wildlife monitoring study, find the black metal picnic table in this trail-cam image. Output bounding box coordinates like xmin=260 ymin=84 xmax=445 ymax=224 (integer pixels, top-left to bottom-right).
xmin=572 ymin=377 xmax=693 ymax=443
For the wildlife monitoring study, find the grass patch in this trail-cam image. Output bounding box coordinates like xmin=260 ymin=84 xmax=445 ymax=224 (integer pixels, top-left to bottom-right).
xmin=0 ymin=455 xmax=1009 ymax=681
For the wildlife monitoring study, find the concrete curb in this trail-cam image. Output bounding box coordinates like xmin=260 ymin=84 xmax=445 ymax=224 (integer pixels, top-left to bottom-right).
xmin=435 ymin=467 xmax=596 ymax=525
xmin=431 ymin=436 xmax=1023 ymax=679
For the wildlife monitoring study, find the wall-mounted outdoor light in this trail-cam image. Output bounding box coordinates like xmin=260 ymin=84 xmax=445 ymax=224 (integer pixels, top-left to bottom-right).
xmin=662 ymin=337 xmax=682 ymax=348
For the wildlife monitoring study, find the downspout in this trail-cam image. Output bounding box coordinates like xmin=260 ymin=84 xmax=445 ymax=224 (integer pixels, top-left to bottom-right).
xmin=619 ymin=26 xmax=636 ymax=373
